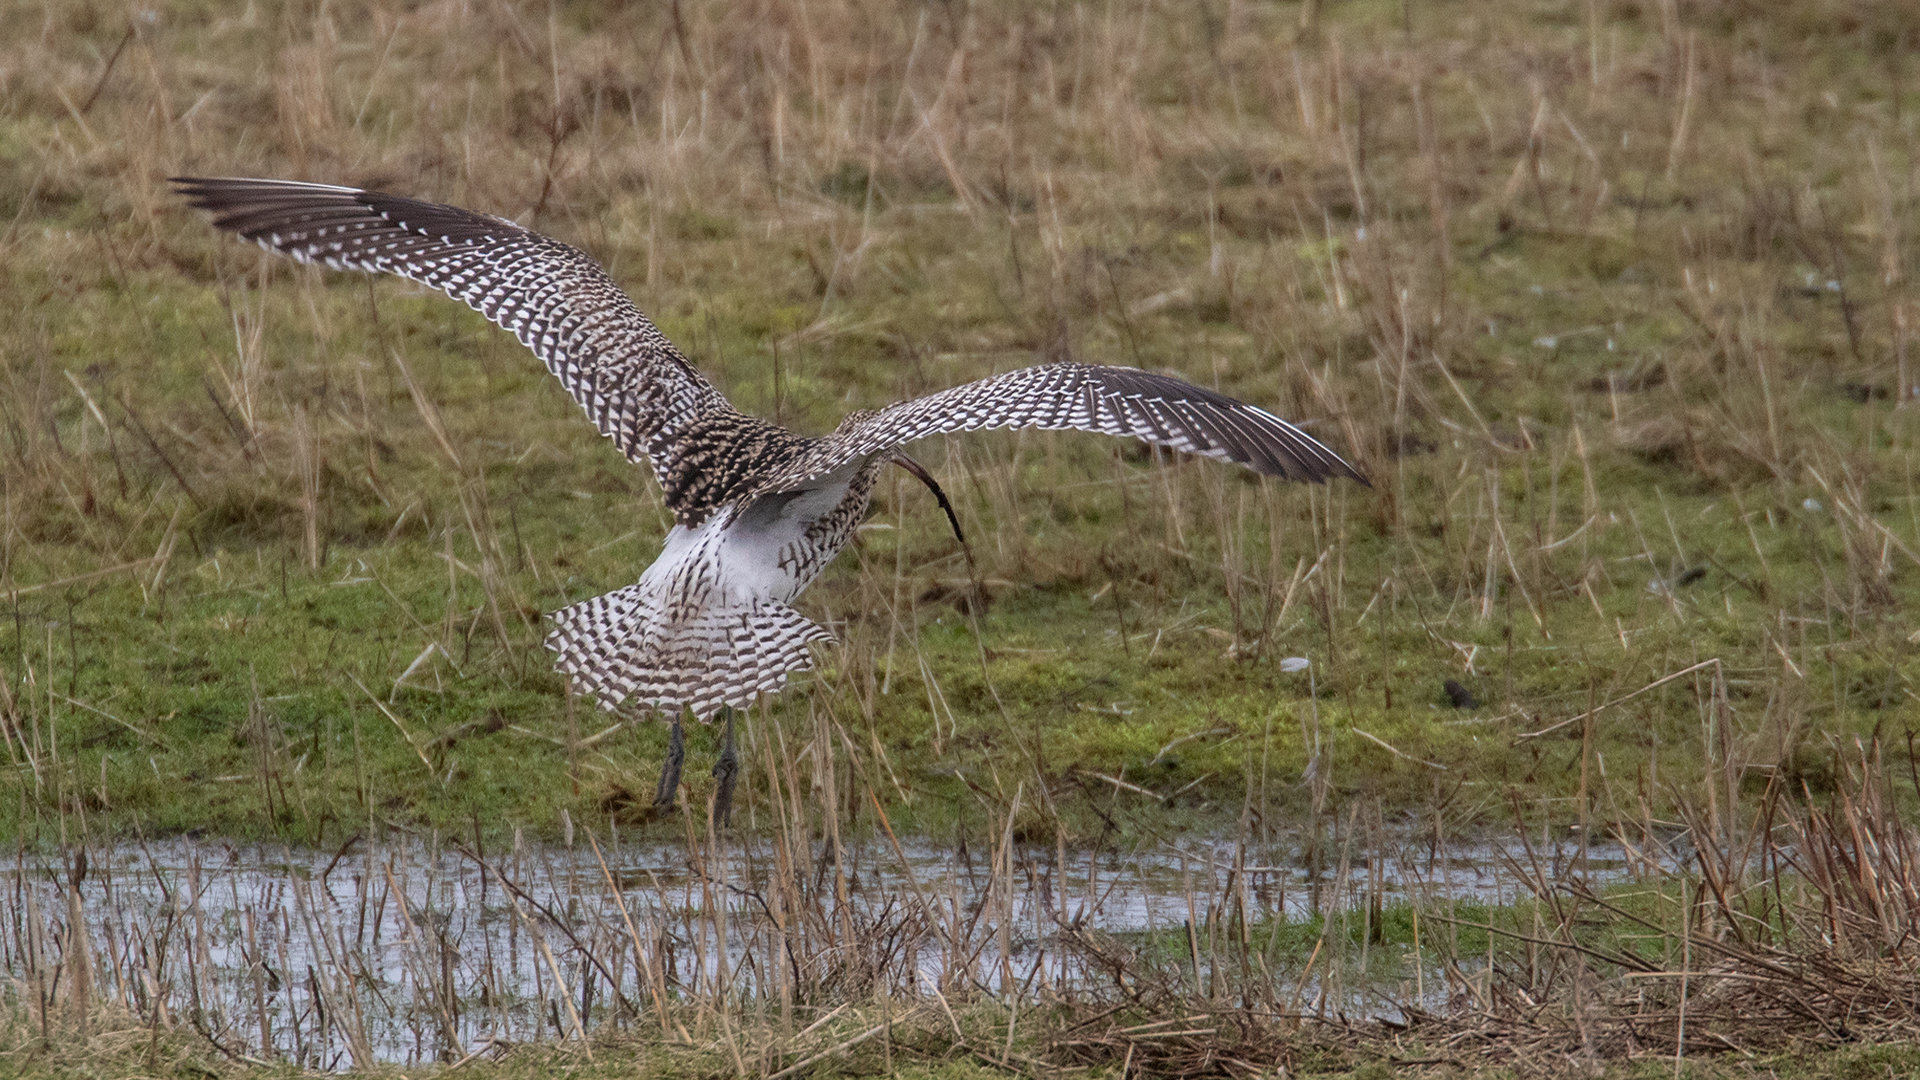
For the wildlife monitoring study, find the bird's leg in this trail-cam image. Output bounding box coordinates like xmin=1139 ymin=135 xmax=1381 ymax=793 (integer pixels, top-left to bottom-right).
xmin=710 ymin=707 xmax=740 ymax=828
xmin=653 ymin=712 xmax=686 ymax=812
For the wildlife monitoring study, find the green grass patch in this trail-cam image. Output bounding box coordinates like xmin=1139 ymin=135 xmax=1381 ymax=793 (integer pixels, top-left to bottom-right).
xmin=0 ymin=0 xmax=1917 ymax=848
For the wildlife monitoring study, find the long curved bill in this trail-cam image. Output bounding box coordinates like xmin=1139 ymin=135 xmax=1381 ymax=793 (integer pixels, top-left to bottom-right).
xmin=891 ymin=452 xmax=967 ymax=546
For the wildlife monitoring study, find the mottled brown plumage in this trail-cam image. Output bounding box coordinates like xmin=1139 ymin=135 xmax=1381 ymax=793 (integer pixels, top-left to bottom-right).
xmin=658 ymin=414 xmax=811 ymax=526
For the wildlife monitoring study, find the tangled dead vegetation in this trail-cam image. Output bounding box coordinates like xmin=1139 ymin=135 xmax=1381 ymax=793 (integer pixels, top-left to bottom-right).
xmin=1042 ymin=740 xmax=1920 ymax=1078
xmin=4 ymin=744 xmax=1919 ymax=1077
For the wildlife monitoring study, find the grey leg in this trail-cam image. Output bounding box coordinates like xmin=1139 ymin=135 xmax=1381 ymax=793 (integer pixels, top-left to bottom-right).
xmin=710 ymin=708 xmax=740 ymax=828
xmin=653 ymin=713 xmax=686 ymax=812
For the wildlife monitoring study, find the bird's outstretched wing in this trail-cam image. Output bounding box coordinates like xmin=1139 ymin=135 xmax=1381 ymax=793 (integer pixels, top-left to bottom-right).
xmin=173 ymin=177 xmax=738 ymax=494
xmin=760 ymin=362 xmax=1367 ymax=494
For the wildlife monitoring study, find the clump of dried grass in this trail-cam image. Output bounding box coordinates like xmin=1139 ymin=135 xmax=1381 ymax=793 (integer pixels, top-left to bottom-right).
xmin=1040 ymin=738 xmax=1920 ymax=1077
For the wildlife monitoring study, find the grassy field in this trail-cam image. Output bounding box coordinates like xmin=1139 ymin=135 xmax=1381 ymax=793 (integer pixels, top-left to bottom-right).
xmin=0 ymin=0 xmax=1917 ymax=851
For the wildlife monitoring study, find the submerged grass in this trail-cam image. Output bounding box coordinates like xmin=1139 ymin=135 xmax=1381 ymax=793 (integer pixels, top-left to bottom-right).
xmin=5 ymin=732 xmax=1920 ymax=1077
xmin=0 ymin=0 xmax=1917 ymax=851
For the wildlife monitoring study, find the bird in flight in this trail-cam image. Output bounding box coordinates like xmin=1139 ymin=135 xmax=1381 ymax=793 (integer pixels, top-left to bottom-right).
xmin=176 ymin=177 xmax=1367 ymax=818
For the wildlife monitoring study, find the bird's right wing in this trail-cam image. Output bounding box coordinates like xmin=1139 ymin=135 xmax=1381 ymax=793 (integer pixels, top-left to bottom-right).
xmin=174 ymin=177 xmax=738 ymax=491
xmin=760 ymin=362 xmax=1367 ymax=493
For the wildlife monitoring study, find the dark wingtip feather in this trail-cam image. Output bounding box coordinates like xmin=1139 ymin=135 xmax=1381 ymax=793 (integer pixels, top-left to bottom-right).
xmin=172 ymin=177 xmax=514 ymax=247
xmin=171 ymin=175 xmax=360 ymax=209
xmin=1108 ymin=367 xmax=1368 ymax=487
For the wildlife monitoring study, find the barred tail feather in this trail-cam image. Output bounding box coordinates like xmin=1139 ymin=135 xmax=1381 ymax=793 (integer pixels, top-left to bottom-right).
xmin=547 ymin=585 xmax=833 ymax=721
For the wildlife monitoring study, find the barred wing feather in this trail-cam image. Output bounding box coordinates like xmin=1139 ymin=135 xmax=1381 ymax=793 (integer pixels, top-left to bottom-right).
xmin=172 ymin=177 xmax=737 ymax=494
xmin=766 ymin=363 xmax=1366 ymax=493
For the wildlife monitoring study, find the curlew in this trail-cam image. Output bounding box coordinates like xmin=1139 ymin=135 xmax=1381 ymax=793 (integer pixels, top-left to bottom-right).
xmin=176 ymin=177 xmax=1367 ymax=818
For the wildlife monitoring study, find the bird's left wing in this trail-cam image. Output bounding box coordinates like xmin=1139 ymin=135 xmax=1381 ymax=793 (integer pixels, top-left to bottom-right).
xmin=173 ymin=177 xmax=739 ymax=487
xmin=759 ymin=362 xmax=1367 ymax=493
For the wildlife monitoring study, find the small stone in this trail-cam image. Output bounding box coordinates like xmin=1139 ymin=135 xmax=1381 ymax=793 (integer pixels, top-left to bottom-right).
xmin=1443 ymin=680 xmax=1479 ymax=710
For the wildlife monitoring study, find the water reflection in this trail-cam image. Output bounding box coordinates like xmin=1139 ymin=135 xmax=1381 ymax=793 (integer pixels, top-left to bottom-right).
xmin=1 ymin=827 xmax=1669 ymax=1068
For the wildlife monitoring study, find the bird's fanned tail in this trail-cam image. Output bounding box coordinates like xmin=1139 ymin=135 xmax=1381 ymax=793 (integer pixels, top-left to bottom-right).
xmin=546 ymin=585 xmax=834 ymax=721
